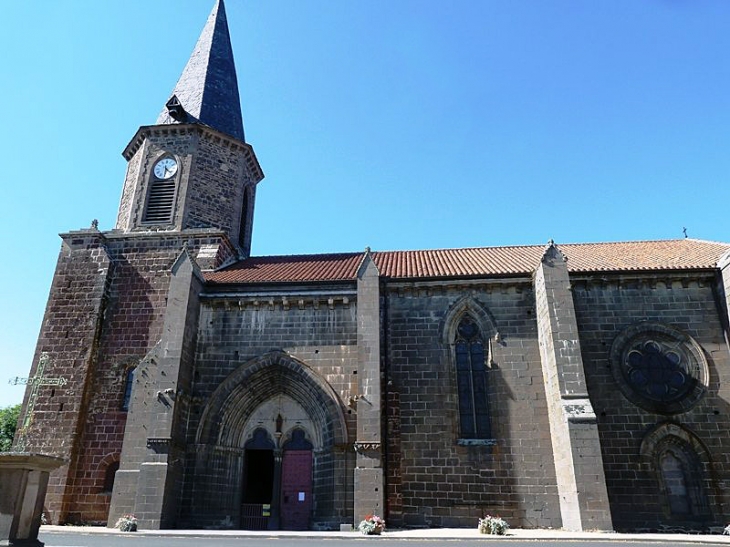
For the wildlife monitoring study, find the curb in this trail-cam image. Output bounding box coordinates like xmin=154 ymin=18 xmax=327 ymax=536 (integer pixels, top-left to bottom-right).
xmin=40 ymin=525 xmax=730 ymax=544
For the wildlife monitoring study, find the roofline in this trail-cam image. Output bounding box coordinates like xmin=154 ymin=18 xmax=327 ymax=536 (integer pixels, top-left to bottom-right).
xmin=217 ymin=237 xmax=728 ymax=263
xmin=204 ymin=265 xmax=722 ymax=288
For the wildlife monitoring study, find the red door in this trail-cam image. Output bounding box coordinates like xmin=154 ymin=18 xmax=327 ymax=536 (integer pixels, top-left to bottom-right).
xmin=280 ymin=450 xmax=313 ymax=530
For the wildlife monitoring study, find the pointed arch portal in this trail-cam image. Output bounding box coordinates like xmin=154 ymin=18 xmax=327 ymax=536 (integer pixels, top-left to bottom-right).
xmin=191 ymin=351 xmax=348 ymax=530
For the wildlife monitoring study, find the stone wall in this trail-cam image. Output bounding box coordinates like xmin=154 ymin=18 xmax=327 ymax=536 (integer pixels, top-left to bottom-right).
xmin=20 ymin=228 xmax=236 ymax=525
xmin=179 ymin=289 xmax=359 ymax=528
xmin=573 ymin=273 xmax=730 ymax=531
xmin=17 ymin=229 xmax=111 ymax=525
xmin=68 ymin=232 xmax=235 ymax=524
xmin=383 ymin=281 xmax=561 ymax=529
xmin=185 ymin=130 xmax=256 ymax=239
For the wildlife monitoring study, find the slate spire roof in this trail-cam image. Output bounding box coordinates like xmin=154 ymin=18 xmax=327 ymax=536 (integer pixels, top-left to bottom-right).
xmin=156 ymin=0 xmax=245 ymax=142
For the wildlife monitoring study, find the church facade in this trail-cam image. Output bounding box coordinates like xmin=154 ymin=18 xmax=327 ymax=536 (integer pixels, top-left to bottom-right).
xmin=16 ymin=0 xmax=730 ymax=533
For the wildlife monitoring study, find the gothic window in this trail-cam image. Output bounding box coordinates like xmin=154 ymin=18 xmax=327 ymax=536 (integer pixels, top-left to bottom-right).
xmin=121 ymin=367 xmax=136 ymax=411
xmin=143 ymin=156 xmax=178 ymax=223
xmin=640 ymin=424 xmax=713 ymax=524
xmin=455 ymin=317 xmax=491 ymax=439
xmin=654 ymin=440 xmax=710 ymax=519
xmin=660 ymin=449 xmax=691 ymax=515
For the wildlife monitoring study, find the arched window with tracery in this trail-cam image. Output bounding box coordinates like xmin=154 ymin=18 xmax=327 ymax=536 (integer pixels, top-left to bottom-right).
xmin=455 ymin=317 xmax=490 ymax=439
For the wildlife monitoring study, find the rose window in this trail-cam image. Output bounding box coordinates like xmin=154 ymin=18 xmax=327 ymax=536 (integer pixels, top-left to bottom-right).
xmin=610 ymin=323 xmax=707 ymax=414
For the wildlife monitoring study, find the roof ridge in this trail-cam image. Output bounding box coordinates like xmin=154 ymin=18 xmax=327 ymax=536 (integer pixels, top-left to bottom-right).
xmin=246 ymin=251 xmax=365 ymax=260
xmin=684 ymin=237 xmax=730 ymax=245
xmin=556 ymin=238 xmax=689 ymax=247
xmin=239 ymin=238 xmax=730 ymax=262
xmin=370 ymin=243 xmax=545 ymax=253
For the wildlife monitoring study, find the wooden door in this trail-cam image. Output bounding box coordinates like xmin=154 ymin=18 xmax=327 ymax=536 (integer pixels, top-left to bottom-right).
xmin=280 ymin=450 xmax=313 ymax=530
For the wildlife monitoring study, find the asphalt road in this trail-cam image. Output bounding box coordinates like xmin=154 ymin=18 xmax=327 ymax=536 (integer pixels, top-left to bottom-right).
xmin=38 ymin=532 xmax=715 ymax=547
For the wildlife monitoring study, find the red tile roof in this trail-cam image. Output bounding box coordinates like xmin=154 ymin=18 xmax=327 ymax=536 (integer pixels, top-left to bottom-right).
xmin=204 ymin=239 xmax=730 ymax=285
xmin=205 ymin=253 xmax=364 ymax=284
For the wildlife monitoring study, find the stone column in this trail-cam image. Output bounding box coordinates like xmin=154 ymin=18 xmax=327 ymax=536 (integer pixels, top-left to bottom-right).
xmin=0 ymin=453 xmax=65 ymax=547
xmin=534 ymin=243 xmax=613 ymax=531
xmin=353 ymin=252 xmax=384 ymax=523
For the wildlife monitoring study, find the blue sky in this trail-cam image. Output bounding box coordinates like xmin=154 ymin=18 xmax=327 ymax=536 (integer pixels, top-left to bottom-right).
xmin=1 ymin=1 xmax=728 ymax=406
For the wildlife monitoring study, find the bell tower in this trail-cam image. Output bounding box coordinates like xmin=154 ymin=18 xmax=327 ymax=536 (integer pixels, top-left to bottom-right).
xmin=115 ymin=0 xmax=263 ymax=258
xmin=16 ymin=0 xmax=263 ymax=527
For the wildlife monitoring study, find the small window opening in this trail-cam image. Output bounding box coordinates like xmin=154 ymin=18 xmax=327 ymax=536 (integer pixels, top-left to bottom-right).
xmin=122 ymin=367 xmax=136 ymax=411
xmin=238 ymin=189 xmax=250 ymax=249
xmin=102 ymin=461 xmax=120 ymax=494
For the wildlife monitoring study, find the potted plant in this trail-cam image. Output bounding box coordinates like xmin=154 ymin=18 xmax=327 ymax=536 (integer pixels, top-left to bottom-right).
xmin=358 ymin=514 xmax=385 ymax=535
xmin=114 ymin=514 xmax=138 ymax=532
xmin=478 ymin=515 xmax=509 ymax=535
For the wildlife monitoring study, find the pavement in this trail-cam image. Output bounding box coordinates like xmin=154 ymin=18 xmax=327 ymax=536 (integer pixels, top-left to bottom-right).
xmin=41 ymin=525 xmax=730 ymax=543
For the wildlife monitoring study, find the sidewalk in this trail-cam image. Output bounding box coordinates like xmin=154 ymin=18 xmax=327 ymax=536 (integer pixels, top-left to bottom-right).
xmin=41 ymin=524 xmax=730 ymax=543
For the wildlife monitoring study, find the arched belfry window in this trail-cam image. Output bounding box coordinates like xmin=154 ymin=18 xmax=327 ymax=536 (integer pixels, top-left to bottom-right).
xmin=238 ymin=188 xmax=249 ymax=249
xmin=143 ymin=156 xmax=179 ymax=223
xmin=455 ymin=317 xmax=491 ymax=439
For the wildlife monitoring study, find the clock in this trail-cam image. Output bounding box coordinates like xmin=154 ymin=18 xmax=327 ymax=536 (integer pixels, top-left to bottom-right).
xmin=153 ymin=157 xmax=178 ymax=180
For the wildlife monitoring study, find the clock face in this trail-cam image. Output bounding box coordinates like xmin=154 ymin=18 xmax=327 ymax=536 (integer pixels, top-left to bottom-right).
xmin=153 ymin=157 xmax=178 ymax=180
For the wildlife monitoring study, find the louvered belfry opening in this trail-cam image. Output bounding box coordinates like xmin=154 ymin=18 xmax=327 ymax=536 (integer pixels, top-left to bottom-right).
xmin=143 ymin=177 xmax=176 ymax=223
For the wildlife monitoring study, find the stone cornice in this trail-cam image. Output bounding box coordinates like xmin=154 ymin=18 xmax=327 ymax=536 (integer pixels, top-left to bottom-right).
xmin=570 ymin=272 xmax=715 ymax=291
xmin=201 ymin=294 xmax=355 ymax=311
xmin=121 ymin=123 xmax=264 ymax=184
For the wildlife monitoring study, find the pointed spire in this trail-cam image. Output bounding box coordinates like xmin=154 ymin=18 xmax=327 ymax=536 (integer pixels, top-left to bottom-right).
xmin=157 ymin=0 xmax=245 ymax=142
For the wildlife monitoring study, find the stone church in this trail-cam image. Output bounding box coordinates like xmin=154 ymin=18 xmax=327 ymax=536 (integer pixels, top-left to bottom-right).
xmin=16 ymin=0 xmax=730 ymax=533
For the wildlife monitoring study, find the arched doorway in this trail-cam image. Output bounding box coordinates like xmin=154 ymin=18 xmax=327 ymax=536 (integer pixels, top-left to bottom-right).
xmin=239 ymin=399 xmax=316 ymax=530
xmin=193 ymin=351 xmax=349 ymax=530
